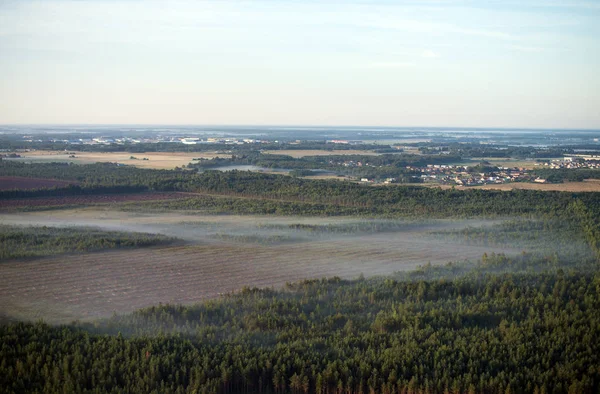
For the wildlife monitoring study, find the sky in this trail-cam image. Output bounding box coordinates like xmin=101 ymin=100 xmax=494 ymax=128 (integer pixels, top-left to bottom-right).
xmin=0 ymin=0 xmax=599 ymax=128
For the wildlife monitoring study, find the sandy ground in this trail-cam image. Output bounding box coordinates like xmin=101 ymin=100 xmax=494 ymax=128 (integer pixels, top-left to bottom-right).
xmin=261 ymin=149 xmax=380 ymax=157
xmin=13 ymin=151 xmax=231 ymax=169
xmin=470 ymin=179 xmax=600 ymax=192
xmin=0 ymin=209 xmax=515 ymax=323
xmin=402 ymin=180 xmax=600 ymax=192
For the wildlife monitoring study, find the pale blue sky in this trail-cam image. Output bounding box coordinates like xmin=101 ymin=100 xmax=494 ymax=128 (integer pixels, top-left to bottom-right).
xmin=0 ymin=0 xmax=599 ymax=128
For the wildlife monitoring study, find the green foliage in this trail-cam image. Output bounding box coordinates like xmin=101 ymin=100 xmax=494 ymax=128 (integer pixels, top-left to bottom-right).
xmin=188 ymin=151 xmax=456 ymax=181
xmin=418 ymin=142 xmax=569 ymax=159
xmin=569 ymin=201 xmax=600 ymax=260
xmin=532 ymin=168 xmax=600 ymax=183
xmin=0 ymin=225 xmax=176 ymax=260
xmin=430 ymin=218 xmax=591 ymax=261
xmin=1 ymin=257 xmax=599 ymax=393
xmin=4 ymin=162 xmax=600 ymax=222
xmin=120 ymin=170 xmax=600 ymax=219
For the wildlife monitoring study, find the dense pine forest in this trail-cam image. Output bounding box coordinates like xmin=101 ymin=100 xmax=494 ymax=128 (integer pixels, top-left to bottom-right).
xmin=2 ymin=161 xmax=600 ymax=393
xmin=3 ymin=162 xmax=600 ymax=220
xmin=1 ymin=254 xmax=599 ymax=394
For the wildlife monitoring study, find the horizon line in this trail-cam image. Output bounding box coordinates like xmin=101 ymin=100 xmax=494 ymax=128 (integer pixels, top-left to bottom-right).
xmin=1 ymin=124 xmax=599 ymax=132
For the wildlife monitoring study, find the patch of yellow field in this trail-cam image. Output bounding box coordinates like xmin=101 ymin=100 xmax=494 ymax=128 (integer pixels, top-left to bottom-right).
xmin=299 ymin=174 xmax=350 ymax=181
xmin=262 ymin=149 xmax=380 ymax=158
xmin=20 ymin=150 xmax=231 ymax=169
xmin=471 ymin=180 xmax=600 ymax=192
xmin=398 ymin=181 xmax=600 ymax=192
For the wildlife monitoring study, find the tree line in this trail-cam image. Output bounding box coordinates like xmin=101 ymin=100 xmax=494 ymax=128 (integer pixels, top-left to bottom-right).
xmin=1 ymin=254 xmax=599 ymax=393
xmin=0 ymin=225 xmax=176 ymax=261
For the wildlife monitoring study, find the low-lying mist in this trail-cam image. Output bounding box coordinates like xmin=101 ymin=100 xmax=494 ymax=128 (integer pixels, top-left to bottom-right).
xmin=0 ymin=209 xmax=593 ymax=323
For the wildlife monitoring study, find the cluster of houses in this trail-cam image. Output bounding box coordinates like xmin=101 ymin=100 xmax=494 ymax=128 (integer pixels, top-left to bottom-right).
xmin=409 ymin=165 xmax=531 ymax=186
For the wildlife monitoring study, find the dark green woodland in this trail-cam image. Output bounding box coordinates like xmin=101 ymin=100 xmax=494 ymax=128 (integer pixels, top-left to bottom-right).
xmin=1 ymin=161 xmax=600 ymax=394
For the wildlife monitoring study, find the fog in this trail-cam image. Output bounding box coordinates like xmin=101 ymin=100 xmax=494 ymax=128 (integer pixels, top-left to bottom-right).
xmin=0 ymin=210 xmax=505 ymax=246
xmin=0 ymin=209 xmax=587 ymax=323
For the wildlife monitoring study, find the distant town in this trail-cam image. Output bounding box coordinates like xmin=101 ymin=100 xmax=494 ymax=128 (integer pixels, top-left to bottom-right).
xmin=3 ymin=132 xmax=600 ymax=188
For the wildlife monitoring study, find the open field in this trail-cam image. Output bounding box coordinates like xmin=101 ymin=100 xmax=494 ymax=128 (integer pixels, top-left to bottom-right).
xmin=0 ymin=209 xmax=520 ymax=323
xmin=471 ymin=179 xmax=600 ymax=192
xmin=0 ymin=192 xmax=188 ymax=209
xmin=0 ymin=176 xmax=76 ymax=190
xmin=405 ymin=180 xmax=600 ymax=192
xmin=456 ymin=158 xmax=552 ymax=169
xmin=8 ymin=151 xmax=231 ymax=169
xmin=262 ymin=149 xmax=381 ymax=157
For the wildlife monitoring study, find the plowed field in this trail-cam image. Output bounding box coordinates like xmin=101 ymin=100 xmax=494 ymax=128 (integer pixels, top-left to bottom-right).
xmin=0 ymin=192 xmax=188 ymax=209
xmin=0 ymin=211 xmax=514 ymax=323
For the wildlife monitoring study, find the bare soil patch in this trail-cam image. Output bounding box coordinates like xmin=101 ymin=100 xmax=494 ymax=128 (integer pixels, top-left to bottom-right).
xmin=471 ymin=180 xmax=600 ymax=192
xmin=402 ymin=180 xmax=600 ymax=192
xmin=0 ymin=192 xmax=188 ymax=209
xmin=0 ymin=237 xmax=508 ymax=323
xmin=0 ymin=210 xmax=517 ymax=323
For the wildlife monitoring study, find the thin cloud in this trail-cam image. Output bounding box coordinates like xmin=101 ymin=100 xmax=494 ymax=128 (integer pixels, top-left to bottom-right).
xmin=358 ymin=18 xmax=517 ymax=41
xmin=421 ymin=50 xmax=439 ymax=58
xmin=509 ymin=45 xmax=547 ymax=52
xmin=528 ymin=1 xmax=600 ymax=10
xmin=367 ymin=62 xmax=416 ymax=68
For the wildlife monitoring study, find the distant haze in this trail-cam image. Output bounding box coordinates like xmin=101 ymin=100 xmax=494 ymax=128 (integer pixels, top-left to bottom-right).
xmin=0 ymin=0 xmax=599 ymax=128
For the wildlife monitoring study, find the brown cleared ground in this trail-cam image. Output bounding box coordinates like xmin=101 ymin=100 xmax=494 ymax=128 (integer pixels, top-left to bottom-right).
xmin=403 ymin=180 xmax=600 ymax=192
xmin=12 ymin=151 xmax=231 ymax=169
xmin=0 ymin=192 xmax=188 ymax=209
xmin=262 ymin=149 xmax=380 ymax=158
xmin=470 ymin=179 xmax=600 ymax=192
xmin=0 ymin=235 xmax=510 ymax=323
xmin=0 ymin=210 xmax=516 ymax=323
xmin=0 ymin=176 xmax=76 ymax=190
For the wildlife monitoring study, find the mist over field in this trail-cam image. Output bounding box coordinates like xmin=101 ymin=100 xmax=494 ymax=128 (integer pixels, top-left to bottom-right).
xmin=0 ymin=209 xmax=584 ymax=323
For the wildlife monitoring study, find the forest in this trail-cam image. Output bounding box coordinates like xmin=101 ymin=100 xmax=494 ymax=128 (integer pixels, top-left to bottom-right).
xmin=531 ymin=168 xmax=600 ymax=183
xmin=0 ymin=137 xmax=385 ymax=154
xmin=0 ymin=225 xmax=176 ymax=260
xmin=3 ymin=162 xmax=600 ymax=220
xmin=1 ymin=253 xmax=599 ymax=394
xmin=415 ymin=143 xmax=569 ymax=159
xmin=188 ymin=152 xmax=457 ymax=180
xmin=2 ymin=161 xmax=600 ymax=394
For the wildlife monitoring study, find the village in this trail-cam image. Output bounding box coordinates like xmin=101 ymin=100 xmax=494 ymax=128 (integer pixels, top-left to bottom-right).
xmin=357 ymin=155 xmax=600 ymax=186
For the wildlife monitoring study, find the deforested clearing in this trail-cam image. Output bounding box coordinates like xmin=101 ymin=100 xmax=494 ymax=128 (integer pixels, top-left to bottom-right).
xmin=0 ymin=192 xmax=188 ymax=209
xmin=0 ymin=209 xmax=527 ymax=323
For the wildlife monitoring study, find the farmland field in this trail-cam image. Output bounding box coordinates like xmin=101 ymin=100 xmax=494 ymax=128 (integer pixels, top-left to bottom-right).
xmin=409 ymin=180 xmax=600 ymax=192
xmin=471 ymin=179 xmax=600 ymax=192
xmin=0 ymin=209 xmax=522 ymax=323
xmin=0 ymin=192 xmax=188 ymax=209
xmin=6 ymin=151 xmax=231 ymax=169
